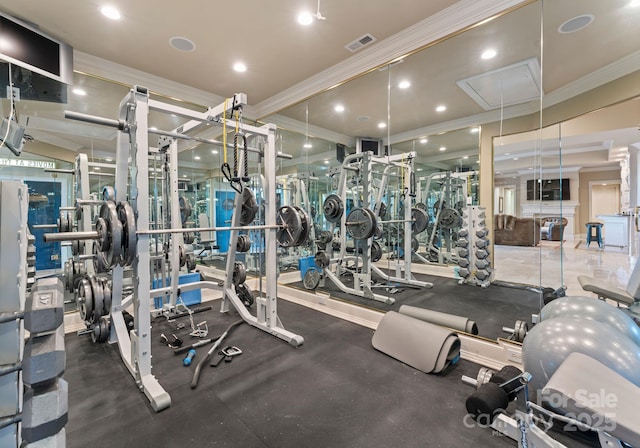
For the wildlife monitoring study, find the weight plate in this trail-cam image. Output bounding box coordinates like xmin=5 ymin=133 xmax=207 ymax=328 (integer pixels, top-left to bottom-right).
xmin=179 ymin=196 xmax=192 ymax=224
xmin=477 ymin=367 xmax=495 ymax=388
xmin=58 ymin=215 xmax=68 ymax=233
xmin=411 ymin=236 xmax=420 ymax=253
xmin=179 ymin=245 xmax=186 ymax=267
xmin=64 ymin=261 xmax=73 ymax=292
xmin=514 ymin=320 xmax=529 ymax=342
xmin=292 ymin=206 xmax=311 ymax=246
xmin=117 ymin=201 xmax=137 ymax=267
xmin=314 ymin=251 xmax=330 ymax=269
xmin=411 ymin=208 xmax=429 ymax=234
xmin=77 ymin=277 xmax=93 ymax=322
xmin=371 ymin=240 xmax=382 ymax=262
xmin=93 ymin=242 xmax=108 ymax=273
xmin=183 ymin=232 xmax=195 ymax=244
xmin=99 ymin=201 xmax=123 ymax=268
xmin=92 ymin=317 xmax=110 ymax=343
xmin=433 ymin=200 xmax=446 ymax=216
xmin=303 ymin=267 xmax=321 ymax=290
xmin=374 ymin=222 xmax=383 ymax=240
xmin=276 ymin=205 xmax=303 ymax=247
xmin=186 ymin=253 xmax=196 ymax=271
xmin=346 ymin=208 xmax=375 ymax=240
xmin=416 ymin=202 xmax=427 ymax=211
xmin=439 ymin=208 xmax=460 ymax=230
xmin=102 ymin=186 xmax=116 ymax=202
xmin=237 ymin=234 xmax=251 ymax=253
xmin=95 ymin=217 xmax=109 ymax=251
xmin=235 ymin=282 xmax=254 ymax=308
xmin=233 ymin=262 xmax=247 ymax=286
xmin=317 ymin=230 xmax=333 ymax=245
xmin=378 ymin=202 xmax=387 ymax=219
xmin=101 ymin=278 xmax=112 ymax=316
xmin=239 ymin=188 xmax=258 ymax=226
xmin=323 ymin=194 xmax=344 ymax=223
xmin=88 ymin=275 xmax=105 ymax=322
xmin=310 ymin=205 xmax=317 ymax=219
xmin=71 ymin=240 xmax=82 ymax=257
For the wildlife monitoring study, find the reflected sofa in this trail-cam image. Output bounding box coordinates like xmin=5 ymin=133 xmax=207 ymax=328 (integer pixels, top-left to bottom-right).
xmin=494 ymin=214 xmax=540 ymax=246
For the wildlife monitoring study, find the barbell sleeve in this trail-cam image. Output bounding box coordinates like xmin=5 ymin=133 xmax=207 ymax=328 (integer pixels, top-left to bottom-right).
xmin=43 ymin=231 xmax=100 ymax=243
xmin=31 ymin=224 xmax=59 ymax=229
xmin=65 ymin=110 xmax=127 ymax=130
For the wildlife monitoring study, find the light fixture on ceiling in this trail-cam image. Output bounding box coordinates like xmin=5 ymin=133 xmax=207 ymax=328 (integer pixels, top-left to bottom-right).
xmin=298 ymin=0 xmax=326 ymax=25
xmin=194 ymin=156 xmax=201 ymax=160
xmin=94 ymin=167 xmax=101 ymax=171
xmin=233 ymin=62 xmax=247 ymax=73
xmin=378 ymin=122 xmax=387 ymax=129
xmin=439 ymin=146 xmax=446 ymax=151
xmin=417 ymin=168 xmax=424 ymax=172
xmin=106 ymin=158 xmax=113 ymax=162
xmin=211 ymin=149 xmax=218 ymax=154
xmin=513 ymin=157 xmax=519 ymax=160
xmin=463 ymin=156 xmax=469 ymax=159
xmin=72 ymin=88 xmax=86 ymax=96
xmin=304 ymin=142 xmax=312 ymax=148
xmin=419 ymin=138 xmax=428 ymax=144
xmin=334 ymin=104 xmax=345 ymax=112
xmin=169 ymin=36 xmax=196 ymax=52
xmin=631 ymin=0 xmax=640 ymax=7
xmin=100 ymin=5 xmax=121 ymax=20
xmin=470 ymin=127 xmax=479 ymax=133
xmin=558 ymin=14 xmax=594 ymax=34
xmin=435 ymin=105 xmax=446 ymax=112
xmin=324 ymin=160 xmax=330 ymax=164
xmin=481 ymin=49 xmax=497 ymax=60
xmin=398 ymin=80 xmax=411 ymax=89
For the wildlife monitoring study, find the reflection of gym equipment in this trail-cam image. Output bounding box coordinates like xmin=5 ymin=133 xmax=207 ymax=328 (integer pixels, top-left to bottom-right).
xmin=44 ymin=88 xmax=304 ymax=411
xmin=317 ymin=151 xmax=431 ymax=304
xmin=417 ymin=171 xmax=477 ymax=264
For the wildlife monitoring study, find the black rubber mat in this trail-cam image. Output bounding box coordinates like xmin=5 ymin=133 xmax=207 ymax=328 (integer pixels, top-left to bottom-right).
xmin=288 ymin=269 xmax=543 ymax=340
xmin=64 ymin=300 xmax=597 ymax=447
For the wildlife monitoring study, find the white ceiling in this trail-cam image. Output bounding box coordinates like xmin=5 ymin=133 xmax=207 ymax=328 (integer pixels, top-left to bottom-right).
xmin=0 ymin=0 xmax=639 ymax=181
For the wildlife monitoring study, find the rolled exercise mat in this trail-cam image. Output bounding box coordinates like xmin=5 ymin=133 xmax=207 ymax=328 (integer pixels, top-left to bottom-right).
xmin=372 ymin=311 xmax=461 ymax=374
xmin=398 ymin=305 xmax=478 ymax=335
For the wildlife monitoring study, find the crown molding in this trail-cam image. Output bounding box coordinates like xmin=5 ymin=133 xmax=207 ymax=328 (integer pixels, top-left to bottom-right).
xmin=252 ymin=0 xmax=530 ymax=119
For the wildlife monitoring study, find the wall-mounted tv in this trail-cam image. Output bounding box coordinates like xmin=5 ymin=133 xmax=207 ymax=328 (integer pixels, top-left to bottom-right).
xmin=526 ymin=178 xmax=570 ymax=201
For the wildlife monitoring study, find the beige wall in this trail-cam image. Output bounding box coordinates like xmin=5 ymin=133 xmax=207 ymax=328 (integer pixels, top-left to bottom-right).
xmin=578 ymin=169 xmax=622 ymax=233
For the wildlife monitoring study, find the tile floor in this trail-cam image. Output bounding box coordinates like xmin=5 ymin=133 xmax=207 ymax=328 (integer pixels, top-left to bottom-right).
xmin=493 ymin=239 xmax=638 ymax=297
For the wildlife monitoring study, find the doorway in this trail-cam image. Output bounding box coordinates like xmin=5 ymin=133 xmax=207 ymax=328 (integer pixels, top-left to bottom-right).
xmin=590 ymin=182 xmax=620 ymax=238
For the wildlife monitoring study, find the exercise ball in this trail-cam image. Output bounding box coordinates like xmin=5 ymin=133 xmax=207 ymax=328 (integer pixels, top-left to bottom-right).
xmin=540 ymin=296 xmax=640 ymax=346
xmin=523 ymin=317 xmax=640 ymax=394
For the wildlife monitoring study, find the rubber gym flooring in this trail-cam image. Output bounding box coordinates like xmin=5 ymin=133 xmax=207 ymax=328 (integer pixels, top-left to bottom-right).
xmin=289 ymin=269 xmax=543 ymax=341
xmin=65 ymin=300 xmax=598 ymax=447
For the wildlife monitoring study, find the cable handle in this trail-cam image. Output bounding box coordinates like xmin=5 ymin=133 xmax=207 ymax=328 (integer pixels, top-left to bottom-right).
xmin=232 ymin=133 xmax=240 ymax=182
xmin=241 ymin=134 xmax=250 ymax=183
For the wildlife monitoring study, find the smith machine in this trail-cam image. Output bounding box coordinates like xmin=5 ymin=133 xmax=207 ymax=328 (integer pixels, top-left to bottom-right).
xmin=43 ymin=87 xmax=307 ymax=411
xmin=313 ymin=151 xmax=432 ymax=304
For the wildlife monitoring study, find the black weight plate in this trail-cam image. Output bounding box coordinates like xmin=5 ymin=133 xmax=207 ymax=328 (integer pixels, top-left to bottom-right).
xmin=276 ymin=205 xmax=303 ymax=247
xmin=378 ymin=202 xmax=387 ymax=219
xmin=179 ymin=196 xmax=192 ymax=224
xmin=314 ymin=251 xmax=330 ymax=268
xmin=95 ymin=217 xmax=109 ymax=251
xmin=416 ymin=202 xmax=427 ymax=211
xmin=317 ymin=230 xmax=333 ymax=245
xmin=411 ymin=208 xmax=429 ymax=234
xmin=411 ymin=236 xmax=420 ymax=253
xmin=439 ymin=208 xmax=460 ymax=230
xmin=292 ymin=206 xmax=311 ymax=246
xmin=236 ymin=282 xmax=254 ymax=308
xmin=233 ymin=262 xmax=247 ymax=286
xmin=346 ymin=208 xmax=375 ymax=240
xmin=99 ymin=201 xmax=122 ymax=268
xmin=323 ymin=194 xmax=344 ymax=223
xmin=117 ymin=201 xmax=137 ymax=267
xmin=371 ymin=240 xmax=382 ymax=262
xmin=102 ymin=186 xmax=116 ymax=202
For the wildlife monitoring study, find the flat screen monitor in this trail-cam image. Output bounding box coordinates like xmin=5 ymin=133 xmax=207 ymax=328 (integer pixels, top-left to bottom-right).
xmin=0 ymin=12 xmax=73 ymax=85
xmin=527 ymin=178 xmax=570 ymax=201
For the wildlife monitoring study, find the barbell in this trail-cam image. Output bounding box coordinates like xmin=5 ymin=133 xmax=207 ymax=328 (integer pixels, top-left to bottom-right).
xmin=44 ymin=201 xmax=311 ymax=264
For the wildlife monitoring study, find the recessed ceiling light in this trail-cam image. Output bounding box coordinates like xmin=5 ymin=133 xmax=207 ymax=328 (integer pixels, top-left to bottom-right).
xmin=496 ymin=171 xmax=501 ymax=175
xmin=470 ymin=127 xmax=479 ymax=133
xmin=513 ymin=157 xmax=519 ymax=160
xmin=72 ymin=88 xmax=86 ymax=96
xmin=417 ymin=168 xmax=423 ymax=172
xmin=94 ymin=167 xmax=101 ymax=171
xmin=211 ymin=149 xmax=218 ymax=154
xmin=233 ymin=62 xmax=247 ymax=73
xmin=631 ymin=0 xmax=640 ymax=7
xmin=435 ymin=105 xmax=446 ymax=112
xmin=334 ymin=104 xmax=345 ymax=112
xmin=182 ymin=174 xmax=187 ymax=178
xmin=150 ymin=126 xmax=158 ymax=130
xmin=398 ymin=80 xmax=411 ymax=89
xmin=297 ymin=12 xmax=313 ymax=25
xmin=304 ymin=142 xmax=312 ymax=148
xmin=419 ymin=138 xmax=428 ymax=144
xmin=169 ymin=36 xmax=196 ymax=52
xmin=106 ymin=158 xmax=113 ymax=162
xmin=463 ymin=156 xmax=469 ymax=159
xmin=439 ymin=146 xmax=446 ymax=151
xmin=100 ymin=5 xmax=121 ymax=20
xmin=504 ymin=152 xmax=511 ymax=155
xmin=194 ymin=156 xmax=201 ymax=160
xmin=481 ymin=49 xmax=497 ymax=60
xmin=558 ymin=14 xmax=595 ymax=33
xmin=528 ymin=167 xmax=533 ymax=170
xmin=324 ymin=160 xmax=330 ymax=164
xmin=378 ymin=122 xmax=387 ymax=129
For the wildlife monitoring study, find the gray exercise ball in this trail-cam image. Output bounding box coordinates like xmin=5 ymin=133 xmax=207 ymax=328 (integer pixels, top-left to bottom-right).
xmin=540 ymin=296 xmax=640 ymax=346
xmin=523 ymin=317 xmax=640 ymax=394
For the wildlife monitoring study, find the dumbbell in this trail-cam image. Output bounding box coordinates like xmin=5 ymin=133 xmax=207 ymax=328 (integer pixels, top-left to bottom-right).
xmin=464 ymin=365 xmax=526 ymax=424
xmin=461 ymin=366 xmax=494 ymax=389
xmin=502 ymin=320 xmax=529 ymax=342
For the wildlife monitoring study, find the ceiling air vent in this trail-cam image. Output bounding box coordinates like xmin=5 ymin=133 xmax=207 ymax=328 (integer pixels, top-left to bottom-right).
xmin=345 ymin=33 xmax=376 ymax=53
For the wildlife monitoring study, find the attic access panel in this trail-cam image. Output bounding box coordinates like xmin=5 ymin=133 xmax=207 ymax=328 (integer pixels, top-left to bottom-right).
xmin=457 ymin=57 xmax=542 ymax=110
